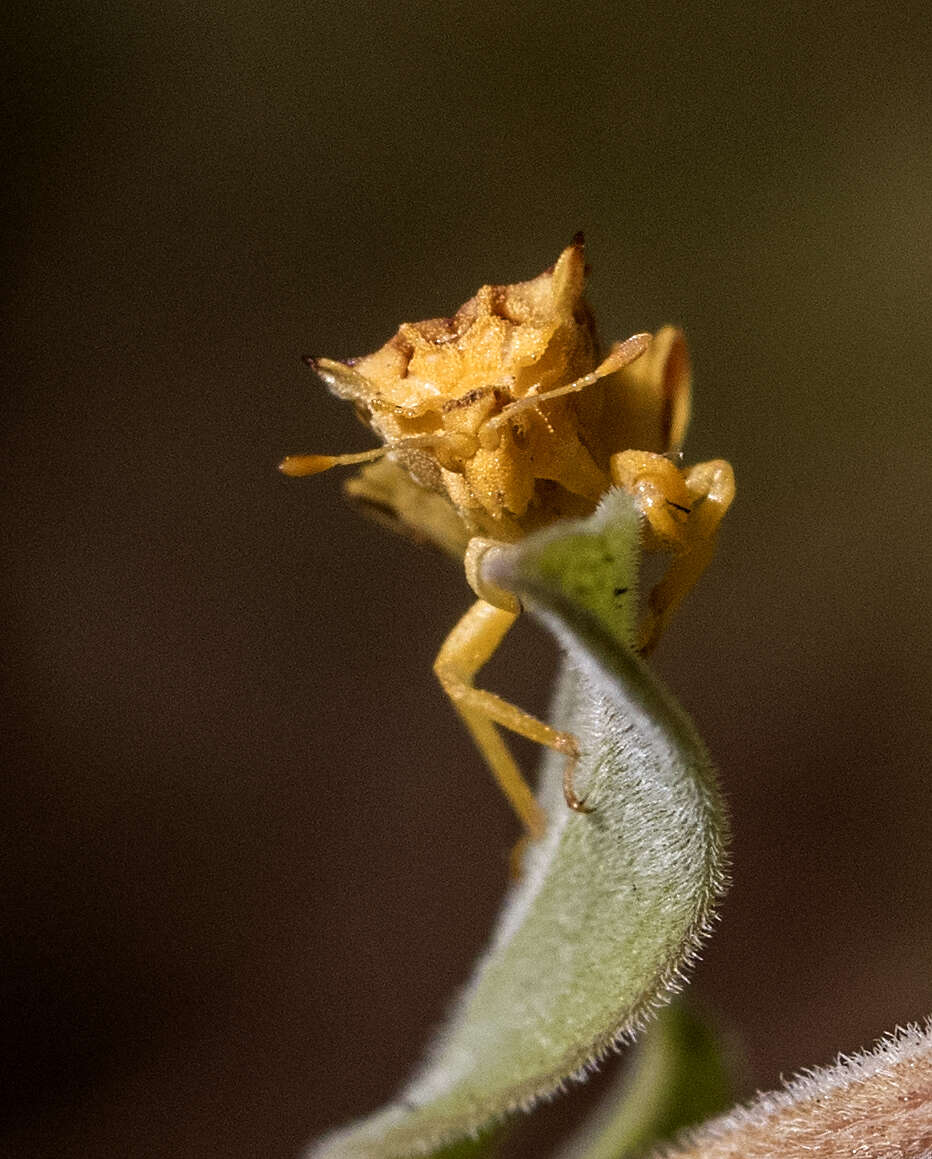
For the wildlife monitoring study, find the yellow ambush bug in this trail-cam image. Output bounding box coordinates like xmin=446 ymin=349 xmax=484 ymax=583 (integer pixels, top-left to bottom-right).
xmin=281 ymin=238 xmax=734 ymax=841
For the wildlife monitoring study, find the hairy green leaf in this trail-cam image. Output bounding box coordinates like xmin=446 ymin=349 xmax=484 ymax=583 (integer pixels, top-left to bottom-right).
xmin=310 ymin=489 xmax=730 ymax=1159
xmin=554 ymin=1002 xmax=736 ymax=1159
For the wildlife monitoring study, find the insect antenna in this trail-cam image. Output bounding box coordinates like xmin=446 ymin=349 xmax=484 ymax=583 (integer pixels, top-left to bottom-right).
xmin=493 ymin=331 xmax=651 ymax=422
xmin=279 ymin=432 xmax=473 ymax=478
xmin=278 ymin=446 xmax=392 ymax=477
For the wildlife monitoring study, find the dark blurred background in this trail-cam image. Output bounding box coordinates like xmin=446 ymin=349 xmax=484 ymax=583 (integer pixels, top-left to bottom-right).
xmin=2 ymin=1 xmax=930 ymax=1155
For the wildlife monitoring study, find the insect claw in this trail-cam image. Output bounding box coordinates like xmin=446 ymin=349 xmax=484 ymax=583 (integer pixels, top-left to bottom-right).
xmin=564 ymin=778 xmax=593 ymax=814
xmin=560 ymin=737 xmax=592 ymax=813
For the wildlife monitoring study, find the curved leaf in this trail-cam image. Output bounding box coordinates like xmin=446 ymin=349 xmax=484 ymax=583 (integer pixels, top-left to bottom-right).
xmin=310 ymin=490 xmax=730 ymax=1159
xmin=553 ymin=1002 xmax=736 ymax=1159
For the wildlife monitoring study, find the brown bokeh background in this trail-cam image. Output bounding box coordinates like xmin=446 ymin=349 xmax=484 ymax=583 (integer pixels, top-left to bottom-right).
xmin=3 ymin=2 xmax=930 ymax=1156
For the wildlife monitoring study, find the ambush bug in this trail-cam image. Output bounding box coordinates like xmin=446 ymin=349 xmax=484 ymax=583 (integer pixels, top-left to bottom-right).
xmin=281 ymin=238 xmax=734 ymax=841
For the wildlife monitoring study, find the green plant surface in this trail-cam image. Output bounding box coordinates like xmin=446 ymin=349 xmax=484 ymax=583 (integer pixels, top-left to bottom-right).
xmin=553 ymin=1002 xmax=735 ymax=1159
xmin=428 ymin=1133 xmax=503 ymax=1159
xmin=310 ymin=489 xmax=730 ymax=1159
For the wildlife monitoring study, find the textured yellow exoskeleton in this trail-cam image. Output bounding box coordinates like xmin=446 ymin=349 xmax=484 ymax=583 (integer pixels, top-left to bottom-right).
xmin=282 ymin=238 xmax=734 ymax=839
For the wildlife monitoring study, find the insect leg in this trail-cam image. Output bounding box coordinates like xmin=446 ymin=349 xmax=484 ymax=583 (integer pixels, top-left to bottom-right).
xmin=639 ymin=459 xmax=735 ymax=654
xmin=684 ymin=459 xmax=736 ymax=533
xmin=434 ymin=599 xmax=588 ymax=838
xmin=610 ymin=450 xmax=693 ymax=547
